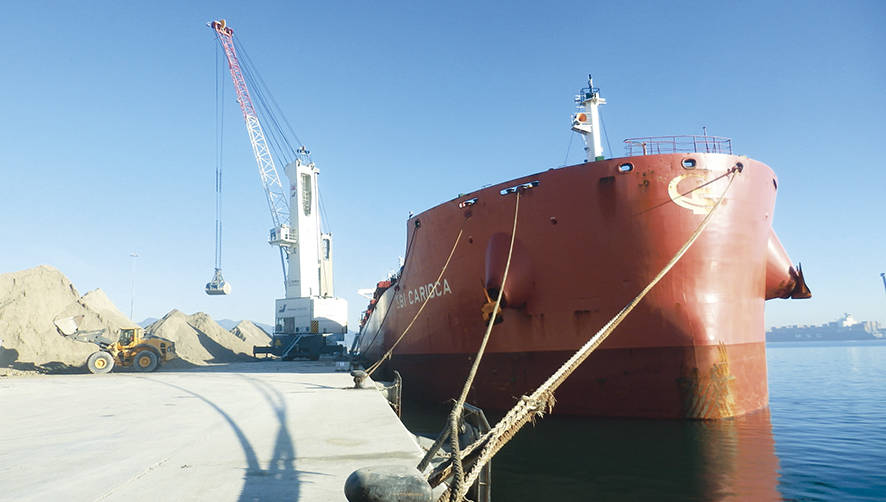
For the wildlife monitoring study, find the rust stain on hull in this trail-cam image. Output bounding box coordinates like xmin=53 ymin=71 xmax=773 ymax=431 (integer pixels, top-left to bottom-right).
xmin=679 ymin=343 xmax=737 ymax=419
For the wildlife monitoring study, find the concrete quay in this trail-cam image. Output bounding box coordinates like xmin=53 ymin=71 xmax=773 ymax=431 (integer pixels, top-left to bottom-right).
xmin=0 ymin=360 xmax=424 ymax=501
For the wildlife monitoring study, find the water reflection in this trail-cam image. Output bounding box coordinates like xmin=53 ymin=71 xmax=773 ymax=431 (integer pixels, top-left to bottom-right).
xmin=403 ymin=403 xmax=779 ymax=501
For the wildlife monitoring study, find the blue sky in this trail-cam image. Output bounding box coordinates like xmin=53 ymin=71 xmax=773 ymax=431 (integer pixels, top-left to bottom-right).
xmin=1 ymin=1 xmax=884 ymax=329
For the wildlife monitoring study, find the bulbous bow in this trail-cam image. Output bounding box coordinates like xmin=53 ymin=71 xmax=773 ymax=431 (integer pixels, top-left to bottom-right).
xmin=765 ymin=228 xmax=811 ymax=300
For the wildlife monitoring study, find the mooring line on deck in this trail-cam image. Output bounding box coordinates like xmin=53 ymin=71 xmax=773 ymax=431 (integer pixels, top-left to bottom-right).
xmin=432 ymin=165 xmax=742 ymax=501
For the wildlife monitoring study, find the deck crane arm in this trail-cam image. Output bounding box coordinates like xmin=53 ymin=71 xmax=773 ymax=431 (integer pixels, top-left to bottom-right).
xmin=207 ymin=19 xmax=294 ymax=293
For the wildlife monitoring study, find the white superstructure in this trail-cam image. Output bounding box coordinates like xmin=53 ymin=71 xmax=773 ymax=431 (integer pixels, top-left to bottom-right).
xmin=273 ymin=151 xmax=347 ymax=335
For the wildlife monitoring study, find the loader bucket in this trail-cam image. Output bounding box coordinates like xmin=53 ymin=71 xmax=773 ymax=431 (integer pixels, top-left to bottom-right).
xmin=53 ymin=315 xmax=84 ymax=336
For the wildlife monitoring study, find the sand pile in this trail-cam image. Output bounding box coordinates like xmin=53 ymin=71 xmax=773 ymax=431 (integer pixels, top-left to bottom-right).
xmin=144 ymin=310 xmax=259 ymax=365
xmin=231 ymin=320 xmax=271 ymax=346
xmin=81 ymin=289 xmax=137 ymax=329
xmin=0 ymin=265 xmax=136 ymax=370
xmin=1 ymin=265 xmax=270 ymax=373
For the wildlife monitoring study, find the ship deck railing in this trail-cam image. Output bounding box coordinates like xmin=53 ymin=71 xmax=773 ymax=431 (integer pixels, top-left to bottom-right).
xmin=623 ymin=135 xmax=733 ymax=156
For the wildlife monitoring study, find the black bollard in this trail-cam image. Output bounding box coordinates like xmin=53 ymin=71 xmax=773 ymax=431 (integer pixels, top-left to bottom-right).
xmin=344 ymin=465 xmax=433 ymax=502
xmin=351 ymin=369 xmax=369 ymax=388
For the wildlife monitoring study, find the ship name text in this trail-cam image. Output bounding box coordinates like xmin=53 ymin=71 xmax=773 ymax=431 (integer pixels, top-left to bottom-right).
xmin=396 ymin=278 xmax=453 ymax=309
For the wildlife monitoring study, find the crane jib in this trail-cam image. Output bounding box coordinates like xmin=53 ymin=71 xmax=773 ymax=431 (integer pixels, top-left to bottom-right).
xmin=211 ymin=21 xmax=289 ymax=229
xmin=208 ymin=19 xmax=292 ymax=292
xmin=205 ymin=19 xmax=349 ymax=339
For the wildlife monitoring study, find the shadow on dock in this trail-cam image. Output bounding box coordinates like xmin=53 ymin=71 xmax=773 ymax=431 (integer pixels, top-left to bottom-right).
xmin=146 ymin=376 xmax=315 ymax=501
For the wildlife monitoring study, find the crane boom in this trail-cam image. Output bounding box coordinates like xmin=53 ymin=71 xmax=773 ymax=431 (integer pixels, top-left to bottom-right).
xmin=207 ymin=19 xmax=348 ymax=346
xmin=210 ymin=20 xmax=289 ymax=230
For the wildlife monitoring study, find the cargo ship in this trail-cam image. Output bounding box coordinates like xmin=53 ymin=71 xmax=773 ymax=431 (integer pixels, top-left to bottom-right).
xmin=767 ymin=313 xmax=884 ymax=342
xmin=357 ymin=76 xmax=810 ymax=419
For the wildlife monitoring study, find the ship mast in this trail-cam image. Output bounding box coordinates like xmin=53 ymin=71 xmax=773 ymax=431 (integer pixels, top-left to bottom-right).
xmin=571 ymin=75 xmax=607 ymax=161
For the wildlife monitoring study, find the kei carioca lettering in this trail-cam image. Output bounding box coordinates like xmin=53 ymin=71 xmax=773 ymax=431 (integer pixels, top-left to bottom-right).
xmin=395 ymin=278 xmax=453 ymax=309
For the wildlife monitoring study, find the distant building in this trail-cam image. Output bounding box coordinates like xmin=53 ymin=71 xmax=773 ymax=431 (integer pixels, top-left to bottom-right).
xmin=767 ymin=313 xmax=885 ymax=342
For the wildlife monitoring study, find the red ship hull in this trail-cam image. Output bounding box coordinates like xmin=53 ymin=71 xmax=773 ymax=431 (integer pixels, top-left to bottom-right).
xmin=358 ymin=153 xmax=808 ymax=419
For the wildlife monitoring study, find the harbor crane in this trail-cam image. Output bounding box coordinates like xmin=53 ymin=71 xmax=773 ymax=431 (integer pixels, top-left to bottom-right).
xmin=207 ymin=19 xmax=347 ymax=359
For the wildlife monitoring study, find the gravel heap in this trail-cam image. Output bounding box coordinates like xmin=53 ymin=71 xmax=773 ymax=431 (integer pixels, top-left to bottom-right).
xmin=231 ymin=320 xmax=272 ymax=346
xmin=0 ymin=265 xmax=136 ymax=370
xmin=144 ymin=310 xmax=265 ymax=365
xmin=1 ymin=265 xmax=271 ymax=374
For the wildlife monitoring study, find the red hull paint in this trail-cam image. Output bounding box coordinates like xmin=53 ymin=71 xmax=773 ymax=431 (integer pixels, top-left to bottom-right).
xmin=387 ymin=342 xmax=766 ymax=419
xmin=359 ymin=153 xmax=806 ymax=419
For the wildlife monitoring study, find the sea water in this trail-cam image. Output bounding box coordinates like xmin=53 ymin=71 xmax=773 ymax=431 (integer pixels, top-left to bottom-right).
xmin=766 ymin=341 xmax=886 ymax=501
xmin=402 ymin=341 xmax=886 ymax=501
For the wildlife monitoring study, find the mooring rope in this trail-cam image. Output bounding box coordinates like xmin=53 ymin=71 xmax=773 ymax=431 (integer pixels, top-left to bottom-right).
xmin=365 ymin=225 xmax=465 ymax=377
xmin=433 ymin=165 xmax=741 ymax=501
xmin=447 ymin=190 xmax=521 ymax=501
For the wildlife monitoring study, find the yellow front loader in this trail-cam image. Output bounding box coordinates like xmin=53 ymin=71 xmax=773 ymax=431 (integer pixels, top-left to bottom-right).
xmin=54 ymin=316 xmax=177 ymax=374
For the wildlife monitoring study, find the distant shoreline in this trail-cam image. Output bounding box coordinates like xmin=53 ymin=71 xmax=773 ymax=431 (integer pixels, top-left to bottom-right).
xmin=766 ymin=338 xmax=886 ymax=345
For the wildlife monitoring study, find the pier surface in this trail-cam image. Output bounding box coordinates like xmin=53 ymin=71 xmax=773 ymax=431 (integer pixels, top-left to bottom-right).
xmin=0 ymin=361 xmax=423 ymax=501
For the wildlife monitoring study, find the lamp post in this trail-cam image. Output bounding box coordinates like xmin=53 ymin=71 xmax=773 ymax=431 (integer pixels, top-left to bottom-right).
xmin=129 ymin=253 xmax=139 ymax=320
